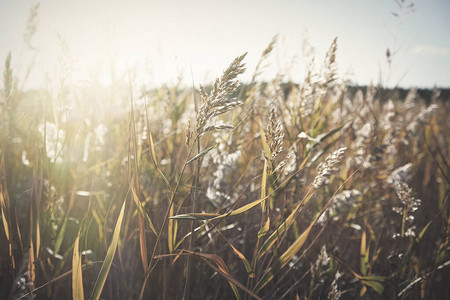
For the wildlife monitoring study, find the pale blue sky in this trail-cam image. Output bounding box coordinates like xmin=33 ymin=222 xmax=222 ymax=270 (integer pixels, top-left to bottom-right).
xmin=1 ymin=0 xmax=449 ymax=89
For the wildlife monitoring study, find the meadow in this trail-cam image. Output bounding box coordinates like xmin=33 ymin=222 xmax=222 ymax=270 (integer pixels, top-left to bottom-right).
xmin=1 ymin=34 xmax=449 ymax=299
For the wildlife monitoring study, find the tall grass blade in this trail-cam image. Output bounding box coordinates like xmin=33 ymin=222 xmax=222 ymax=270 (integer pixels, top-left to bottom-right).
xmin=156 ymin=251 xmax=262 ymax=300
xmin=168 ymin=204 xmax=175 ymax=253
xmin=360 ymin=230 xmax=368 ymax=276
xmin=90 ymin=199 xmax=126 ymax=300
xmin=187 ymin=146 xmax=214 ymax=164
xmin=400 ymin=221 xmax=432 ymax=270
xmin=170 ymin=196 xmax=269 ymax=221
xmin=257 ymin=191 xmax=314 ymax=259
xmin=352 ymin=271 xmax=387 ymax=296
xmin=131 ymin=186 xmax=157 ymax=235
xmin=216 ymin=228 xmax=255 ymax=278
xmin=254 ymin=223 xmax=313 ymax=293
xmin=0 ymin=185 xmax=14 ymax=270
xmin=72 ymin=235 xmax=84 ymax=300
xmin=257 ymin=217 xmax=270 ymax=239
xmin=169 ymin=212 xmax=220 ymax=220
xmin=261 ymin=160 xmax=268 ymax=211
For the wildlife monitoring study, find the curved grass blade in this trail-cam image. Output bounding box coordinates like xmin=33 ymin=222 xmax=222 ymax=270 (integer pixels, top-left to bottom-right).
xmin=215 ymin=227 xmax=255 ymax=278
xmin=225 ymin=196 xmax=267 ymax=217
xmin=16 ymin=261 xmax=105 ymax=300
xmin=72 ymin=235 xmax=84 ymax=300
xmin=257 ymin=191 xmax=314 ymax=259
xmin=170 ymin=196 xmax=267 ymax=221
xmin=156 ymin=251 xmax=261 ymax=300
xmin=169 ymin=212 xmax=220 ymax=220
xmin=90 ymin=199 xmax=126 ymax=300
xmin=229 ymin=243 xmax=255 ymax=279
xmin=351 ymin=271 xmax=387 ymax=296
xmin=255 ymin=171 xmax=358 ymax=291
xmin=187 ymin=146 xmax=214 ymax=164
xmin=314 ymin=123 xmax=346 ymax=146
xmin=143 ymin=99 xmax=171 ymax=188
xmin=360 ymin=276 xmax=386 ymax=295
xmin=199 ymin=253 xmax=242 ymax=300
xmin=253 ymin=223 xmax=313 ymax=293
xmin=131 ymin=186 xmax=157 ymax=235
xmin=257 ymin=217 xmax=270 ymax=239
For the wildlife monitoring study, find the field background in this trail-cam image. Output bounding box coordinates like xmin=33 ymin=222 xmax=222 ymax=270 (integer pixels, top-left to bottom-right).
xmin=1 ymin=2 xmax=450 ymax=300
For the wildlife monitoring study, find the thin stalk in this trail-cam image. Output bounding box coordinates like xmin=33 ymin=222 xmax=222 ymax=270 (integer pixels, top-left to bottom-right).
xmin=184 ymin=72 xmax=201 ymax=300
xmin=139 ymin=145 xmax=195 ymax=300
xmin=128 ymin=74 xmax=148 ymax=273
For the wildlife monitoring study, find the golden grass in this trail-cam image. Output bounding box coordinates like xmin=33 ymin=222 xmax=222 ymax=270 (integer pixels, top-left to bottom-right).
xmin=0 ymin=34 xmax=449 ymax=300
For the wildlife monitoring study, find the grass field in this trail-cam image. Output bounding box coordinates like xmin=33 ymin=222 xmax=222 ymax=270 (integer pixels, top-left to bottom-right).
xmin=1 ymin=33 xmax=449 ymax=300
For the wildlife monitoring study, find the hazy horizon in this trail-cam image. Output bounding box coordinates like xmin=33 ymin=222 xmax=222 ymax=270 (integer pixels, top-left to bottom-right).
xmin=1 ymin=0 xmax=449 ymax=90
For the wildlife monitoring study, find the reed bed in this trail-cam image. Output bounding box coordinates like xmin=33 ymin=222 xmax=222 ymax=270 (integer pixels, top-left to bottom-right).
xmin=1 ymin=34 xmax=449 ymax=300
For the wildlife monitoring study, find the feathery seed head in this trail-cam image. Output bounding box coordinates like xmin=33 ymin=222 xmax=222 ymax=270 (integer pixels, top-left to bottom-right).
xmin=265 ymin=107 xmax=284 ymax=163
xmin=313 ymin=147 xmax=347 ymax=189
xmin=195 ymin=53 xmax=247 ymax=136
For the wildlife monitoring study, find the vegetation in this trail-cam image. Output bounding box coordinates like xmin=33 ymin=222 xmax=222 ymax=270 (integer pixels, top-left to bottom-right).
xmin=1 ymin=10 xmax=449 ymax=300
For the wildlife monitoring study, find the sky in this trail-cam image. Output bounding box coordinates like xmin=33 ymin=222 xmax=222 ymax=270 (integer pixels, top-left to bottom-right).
xmin=0 ymin=0 xmax=449 ymax=90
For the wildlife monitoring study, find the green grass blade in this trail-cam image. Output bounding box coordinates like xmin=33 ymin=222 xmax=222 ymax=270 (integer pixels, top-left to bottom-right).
xmin=359 ymin=276 xmax=387 ymax=295
xmin=400 ymin=221 xmax=432 ymax=269
xmin=90 ymin=199 xmax=126 ymax=300
xmin=131 ymin=186 xmax=157 ymax=235
xmin=187 ymin=146 xmax=214 ymax=164
xmin=257 ymin=217 xmax=270 ymax=239
xmin=53 ymin=215 xmax=68 ymax=255
xmin=360 ymin=231 xmax=368 ymax=276
xmin=72 ymin=235 xmax=84 ymax=300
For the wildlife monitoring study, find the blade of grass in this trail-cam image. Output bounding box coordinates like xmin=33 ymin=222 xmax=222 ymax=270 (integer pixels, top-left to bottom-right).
xmin=186 ymin=146 xmax=214 ymax=164
xmin=171 ymin=168 xmax=307 ymax=222
xmin=257 ymin=217 xmax=270 ymax=239
xmin=257 ymin=191 xmax=315 ymax=259
xmin=170 ymin=196 xmax=267 ymax=221
xmin=131 ymin=186 xmax=157 ymax=235
xmin=254 ymin=170 xmax=359 ymax=292
xmin=360 ymin=231 xmax=368 ymax=276
xmin=400 ymin=221 xmax=432 ymax=270
xmin=28 ymin=235 xmax=35 ymax=295
xmin=156 ymin=251 xmax=262 ymax=300
xmin=214 ymin=225 xmax=255 ymax=278
xmin=143 ymin=96 xmax=171 ymax=188
xmin=90 ymin=199 xmax=126 ymax=300
xmin=128 ymin=70 xmax=148 ymax=273
xmin=168 ymin=204 xmax=175 ymax=253
xmin=253 ymin=223 xmax=313 ymax=293
xmin=0 ymin=180 xmax=15 ymax=271
xmin=72 ymin=235 xmax=84 ymax=300
xmin=351 ymin=270 xmax=387 ymax=296
xmin=261 ymin=160 xmax=268 ymax=211
xmin=54 ymin=188 xmax=76 ymax=255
